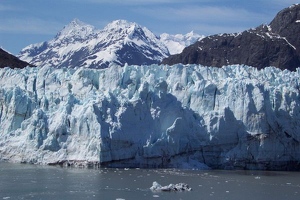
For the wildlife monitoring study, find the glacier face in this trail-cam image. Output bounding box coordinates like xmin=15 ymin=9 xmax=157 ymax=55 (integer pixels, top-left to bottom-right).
xmin=0 ymin=64 xmax=300 ymax=170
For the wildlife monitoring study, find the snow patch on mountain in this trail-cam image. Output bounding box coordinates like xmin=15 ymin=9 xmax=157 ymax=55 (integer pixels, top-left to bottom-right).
xmin=0 ymin=64 xmax=300 ymax=170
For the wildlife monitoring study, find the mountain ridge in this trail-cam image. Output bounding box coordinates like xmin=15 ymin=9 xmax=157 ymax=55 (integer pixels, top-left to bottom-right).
xmin=18 ymin=19 xmax=169 ymax=68
xmin=18 ymin=19 xmax=201 ymax=69
xmin=162 ymin=4 xmax=300 ymax=71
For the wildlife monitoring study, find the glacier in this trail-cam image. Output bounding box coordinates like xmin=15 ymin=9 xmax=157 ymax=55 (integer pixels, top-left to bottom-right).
xmin=0 ymin=64 xmax=300 ymax=170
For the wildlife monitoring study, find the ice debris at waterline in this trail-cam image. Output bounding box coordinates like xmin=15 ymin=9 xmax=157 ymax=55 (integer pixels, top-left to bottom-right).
xmin=1 ymin=64 xmax=300 ymax=170
xmin=150 ymin=181 xmax=192 ymax=192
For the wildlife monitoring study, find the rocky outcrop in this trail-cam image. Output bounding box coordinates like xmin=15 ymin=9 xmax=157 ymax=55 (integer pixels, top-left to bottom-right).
xmin=270 ymin=4 xmax=300 ymax=55
xmin=0 ymin=48 xmax=32 ymax=69
xmin=162 ymin=4 xmax=300 ymax=71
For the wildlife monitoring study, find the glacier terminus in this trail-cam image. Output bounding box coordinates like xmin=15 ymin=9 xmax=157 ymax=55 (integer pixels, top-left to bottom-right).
xmin=0 ymin=64 xmax=300 ymax=170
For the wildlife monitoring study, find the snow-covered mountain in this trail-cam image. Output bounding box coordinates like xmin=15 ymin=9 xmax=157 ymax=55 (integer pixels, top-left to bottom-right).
xmin=18 ymin=19 xmax=170 ymax=69
xmin=1 ymin=64 xmax=300 ymax=170
xmin=160 ymin=31 xmax=204 ymax=55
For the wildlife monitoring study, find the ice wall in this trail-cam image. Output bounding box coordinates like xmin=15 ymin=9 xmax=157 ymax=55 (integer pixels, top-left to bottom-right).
xmin=0 ymin=64 xmax=300 ymax=170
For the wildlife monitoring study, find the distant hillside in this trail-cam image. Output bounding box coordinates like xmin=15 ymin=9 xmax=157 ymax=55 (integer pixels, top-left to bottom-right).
xmin=0 ymin=48 xmax=32 ymax=69
xmin=162 ymin=4 xmax=300 ymax=71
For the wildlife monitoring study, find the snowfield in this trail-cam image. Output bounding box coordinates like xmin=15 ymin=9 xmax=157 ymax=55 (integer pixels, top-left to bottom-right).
xmin=0 ymin=64 xmax=300 ymax=170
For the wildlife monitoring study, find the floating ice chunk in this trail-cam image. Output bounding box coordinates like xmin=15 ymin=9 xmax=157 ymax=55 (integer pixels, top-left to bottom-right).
xmin=150 ymin=181 xmax=192 ymax=192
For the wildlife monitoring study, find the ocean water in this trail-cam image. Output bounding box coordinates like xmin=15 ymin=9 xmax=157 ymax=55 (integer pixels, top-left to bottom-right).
xmin=0 ymin=162 xmax=300 ymax=200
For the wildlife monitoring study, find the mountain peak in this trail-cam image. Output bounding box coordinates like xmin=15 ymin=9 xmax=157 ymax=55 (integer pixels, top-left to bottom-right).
xmin=69 ymin=18 xmax=87 ymax=27
xmin=103 ymin=19 xmax=159 ymax=44
xmin=56 ymin=18 xmax=95 ymax=40
xmin=104 ymin=19 xmax=139 ymax=32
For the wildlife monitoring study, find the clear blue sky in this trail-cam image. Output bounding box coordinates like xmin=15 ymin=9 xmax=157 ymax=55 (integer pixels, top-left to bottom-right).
xmin=0 ymin=0 xmax=299 ymax=55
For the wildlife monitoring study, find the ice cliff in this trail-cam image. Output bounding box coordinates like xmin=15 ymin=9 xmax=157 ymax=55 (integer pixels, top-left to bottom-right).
xmin=0 ymin=64 xmax=300 ymax=170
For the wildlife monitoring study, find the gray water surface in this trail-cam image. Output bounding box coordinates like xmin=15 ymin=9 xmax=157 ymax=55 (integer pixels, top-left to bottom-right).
xmin=0 ymin=162 xmax=300 ymax=200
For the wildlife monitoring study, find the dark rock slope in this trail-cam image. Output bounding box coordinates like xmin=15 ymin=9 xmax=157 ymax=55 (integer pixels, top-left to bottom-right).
xmin=162 ymin=4 xmax=300 ymax=71
xmin=0 ymin=48 xmax=32 ymax=69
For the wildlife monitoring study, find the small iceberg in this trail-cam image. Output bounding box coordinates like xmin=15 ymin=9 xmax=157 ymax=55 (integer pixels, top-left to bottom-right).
xmin=150 ymin=181 xmax=192 ymax=192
